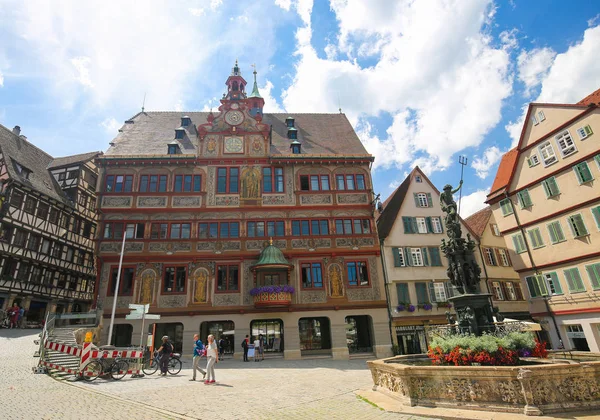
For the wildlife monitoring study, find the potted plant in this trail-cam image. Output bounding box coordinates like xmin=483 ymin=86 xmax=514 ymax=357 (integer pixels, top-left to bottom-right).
xmin=407 ymin=304 xmax=416 ymax=313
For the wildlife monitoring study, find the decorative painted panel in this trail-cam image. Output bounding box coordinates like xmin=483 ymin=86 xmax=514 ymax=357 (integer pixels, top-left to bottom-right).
xmin=149 ymin=243 xmax=168 ymax=252
xmin=337 ymin=194 xmax=368 ymax=204
xmin=300 ymin=194 xmax=332 ymax=205
xmin=101 ymin=196 xmax=132 ymax=208
xmin=158 ymin=295 xmax=187 ymax=308
xmin=213 ymin=293 xmax=241 ymax=306
xmin=248 ymin=135 xmax=265 ymax=156
xmin=299 ymin=290 xmax=327 ymax=304
xmin=203 ymin=135 xmax=219 ymax=157
xmin=137 ymin=197 xmax=167 ymax=207
xmin=173 ymin=243 xmax=192 ymax=252
xmin=215 ymin=196 xmax=239 ymax=206
xmin=172 ymin=196 xmax=201 ymax=207
xmin=263 ymin=195 xmax=286 ymax=205
xmin=197 ymin=242 xmax=215 ymax=251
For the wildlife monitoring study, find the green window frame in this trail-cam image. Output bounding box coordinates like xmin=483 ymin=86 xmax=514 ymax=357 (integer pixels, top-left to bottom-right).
xmin=543 ymin=272 xmax=563 ymax=295
xmin=541 ymin=176 xmax=560 ymax=198
xmin=428 ymin=247 xmax=442 ymax=266
xmin=525 ymin=275 xmax=548 ymax=298
xmin=585 ymin=263 xmax=600 ymax=290
xmin=591 ymin=206 xmax=600 ymax=230
xmin=500 ymin=198 xmax=513 ymax=216
xmin=391 ymin=247 xmax=405 ymax=267
xmin=567 ymin=214 xmax=588 ymax=238
xmin=396 ymin=283 xmax=410 ymax=304
xmin=415 ymin=282 xmax=429 ymax=304
xmin=512 ymin=233 xmax=526 ymax=254
xmin=527 ymin=228 xmax=544 ymax=249
xmin=563 ymin=268 xmax=586 ymax=293
xmin=546 ymin=221 xmax=566 ymax=244
xmin=517 ymin=189 xmax=533 ymax=209
xmin=402 ymin=217 xmax=418 ymax=234
xmin=573 ymin=162 xmax=594 ymax=184
xmin=595 ymin=154 xmax=600 ymax=169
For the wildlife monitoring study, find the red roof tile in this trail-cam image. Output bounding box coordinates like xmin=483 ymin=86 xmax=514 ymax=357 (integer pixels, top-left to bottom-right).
xmin=464 ymin=206 xmax=492 ymax=238
xmin=487 ymin=148 xmax=519 ymax=200
xmin=577 ymin=87 xmax=600 ymax=106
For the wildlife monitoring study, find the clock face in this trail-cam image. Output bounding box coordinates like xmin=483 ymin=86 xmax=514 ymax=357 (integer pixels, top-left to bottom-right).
xmin=224 ymin=137 xmax=244 ymax=153
xmin=224 ymin=110 xmax=244 ymax=126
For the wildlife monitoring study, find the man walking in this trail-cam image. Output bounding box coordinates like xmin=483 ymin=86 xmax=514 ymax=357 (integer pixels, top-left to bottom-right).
xmin=218 ymin=336 xmax=226 ymax=360
xmin=242 ymin=334 xmax=249 ymax=362
xmin=190 ymin=334 xmax=206 ymax=381
xmin=156 ymin=336 xmax=172 ymax=376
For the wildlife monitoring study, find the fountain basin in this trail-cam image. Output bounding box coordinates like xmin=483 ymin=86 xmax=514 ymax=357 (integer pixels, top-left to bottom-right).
xmin=368 ymin=353 xmax=600 ymax=416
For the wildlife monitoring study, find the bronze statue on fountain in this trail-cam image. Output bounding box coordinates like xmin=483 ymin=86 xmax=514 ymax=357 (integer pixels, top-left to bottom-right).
xmin=440 ymin=181 xmax=495 ymax=335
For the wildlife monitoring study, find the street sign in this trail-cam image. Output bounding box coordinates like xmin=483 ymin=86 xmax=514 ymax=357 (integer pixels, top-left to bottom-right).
xmin=128 ymin=304 xmax=149 ymax=314
xmin=125 ymin=313 xmax=160 ymax=320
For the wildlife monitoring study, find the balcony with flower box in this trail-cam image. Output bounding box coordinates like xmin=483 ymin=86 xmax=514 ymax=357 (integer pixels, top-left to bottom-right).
xmin=249 ymin=239 xmax=294 ymax=308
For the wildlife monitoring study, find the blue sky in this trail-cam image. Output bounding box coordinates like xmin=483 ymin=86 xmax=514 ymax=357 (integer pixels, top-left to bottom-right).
xmin=0 ymin=0 xmax=599 ymax=216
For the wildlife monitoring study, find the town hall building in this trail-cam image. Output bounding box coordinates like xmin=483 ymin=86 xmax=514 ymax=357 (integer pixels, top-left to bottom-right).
xmin=95 ymin=62 xmax=392 ymax=359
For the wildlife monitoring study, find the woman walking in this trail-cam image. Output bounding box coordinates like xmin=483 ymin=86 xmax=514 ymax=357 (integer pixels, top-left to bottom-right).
xmin=204 ymin=334 xmax=218 ymax=384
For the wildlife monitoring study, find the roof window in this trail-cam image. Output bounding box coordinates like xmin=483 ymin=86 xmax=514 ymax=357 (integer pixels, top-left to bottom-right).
xmin=167 ymin=142 xmax=180 ymax=155
xmin=13 ymin=160 xmax=32 ymax=180
xmin=285 ymin=116 xmax=295 ymax=128
xmin=175 ymin=127 xmax=185 ymax=139
xmin=181 ymin=116 xmax=192 ymax=127
xmin=290 ymin=140 xmax=301 ymax=155
xmin=287 ymin=126 xmax=298 ymax=140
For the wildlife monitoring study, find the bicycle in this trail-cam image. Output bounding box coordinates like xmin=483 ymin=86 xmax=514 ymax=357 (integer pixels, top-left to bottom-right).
xmin=81 ymin=352 xmax=130 ymax=382
xmin=142 ymin=350 xmax=182 ymax=375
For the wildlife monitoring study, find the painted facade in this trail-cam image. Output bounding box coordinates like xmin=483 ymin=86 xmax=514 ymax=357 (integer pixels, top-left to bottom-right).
xmin=0 ymin=125 xmax=101 ymax=322
xmin=486 ymin=91 xmax=600 ymax=351
xmin=96 ymin=63 xmax=392 ymax=359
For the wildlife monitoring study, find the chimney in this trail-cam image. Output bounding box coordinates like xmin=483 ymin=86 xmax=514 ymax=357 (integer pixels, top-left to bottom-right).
xmin=12 ymin=126 xmax=21 ymax=136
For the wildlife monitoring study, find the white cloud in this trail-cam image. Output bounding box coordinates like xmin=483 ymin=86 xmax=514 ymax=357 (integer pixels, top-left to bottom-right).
xmin=260 ymin=80 xmax=285 ymax=113
xmin=210 ymin=0 xmax=223 ymax=11
xmin=499 ymin=29 xmax=519 ymax=50
xmin=70 ymin=56 xmax=94 ymax=88
xmin=275 ymin=0 xmax=292 ymax=11
xmin=588 ymin=14 xmax=600 ymax=27
xmin=471 ymin=146 xmax=504 ymax=179
xmin=189 ymin=8 xmax=205 ymax=16
xmin=506 ymin=25 xmax=600 ymax=145
xmin=459 ymin=189 xmax=489 ymax=218
xmin=284 ymin=0 xmax=512 ymax=173
xmin=0 ymin=71 xmax=3 ymax=87
xmin=517 ymin=47 xmax=556 ymax=97
xmin=100 ymin=117 xmax=120 ymax=134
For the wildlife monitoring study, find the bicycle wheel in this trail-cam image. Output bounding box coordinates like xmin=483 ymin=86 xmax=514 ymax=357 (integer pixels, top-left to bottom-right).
xmin=81 ymin=360 xmax=103 ymax=382
xmin=143 ymin=358 xmax=158 ymax=375
xmin=168 ymin=358 xmax=182 ymax=375
xmin=110 ymin=360 xmax=129 ymax=380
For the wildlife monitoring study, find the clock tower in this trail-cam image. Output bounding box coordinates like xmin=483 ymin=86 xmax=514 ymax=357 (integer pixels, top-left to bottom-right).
xmin=224 ymin=60 xmax=247 ymax=101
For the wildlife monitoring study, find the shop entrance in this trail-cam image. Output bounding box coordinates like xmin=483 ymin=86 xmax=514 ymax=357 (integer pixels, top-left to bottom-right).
xmin=345 ymin=315 xmax=373 ymax=353
xmin=566 ymin=325 xmax=590 ymax=351
xmin=395 ymin=326 xmax=427 ymax=355
xmin=299 ymin=317 xmax=332 ymax=356
xmin=111 ymin=324 xmax=133 ymax=347
xmin=27 ymin=301 xmax=48 ymax=324
xmin=153 ymin=323 xmax=184 ymax=353
xmin=250 ymin=319 xmax=283 ymax=354
xmin=200 ymin=321 xmax=235 ymax=355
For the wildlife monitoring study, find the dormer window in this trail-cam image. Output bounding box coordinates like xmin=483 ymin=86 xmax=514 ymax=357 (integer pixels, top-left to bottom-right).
xmin=288 ymin=127 xmax=298 ymax=140
xmin=167 ymin=142 xmax=179 ymax=155
xmin=285 ymin=116 xmax=295 ymax=128
xmin=291 ymin=140 xmax=301 ymax=154
xmin=13 ymin=160 xmax=32 ymax=180
xmin=175 ymin=128 xmax=185 ymax=139
xmin=181 ymin=116 xmax=191 ymax=127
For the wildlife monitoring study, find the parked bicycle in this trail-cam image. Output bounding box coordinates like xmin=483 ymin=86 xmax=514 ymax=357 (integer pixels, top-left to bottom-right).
xmin=142 ymin=350 xmax=182 ymax=375
xmin=80 ymin=351 xmax=130 ymax=382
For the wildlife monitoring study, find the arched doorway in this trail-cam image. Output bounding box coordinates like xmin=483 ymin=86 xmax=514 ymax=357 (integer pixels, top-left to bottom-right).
xmin=251 ymin=319 xmax=284 ymax=354
xmin=200 ymin=321 xmax=235 ymax=355
xmin=298 ymin=317 xmax=332 ymax=356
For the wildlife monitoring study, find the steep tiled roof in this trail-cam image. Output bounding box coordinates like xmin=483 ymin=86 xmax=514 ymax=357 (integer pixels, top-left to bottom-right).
xmin=105 ymin=112 xmax=370 ymax=157
xmin=376 ymin=173 xmax=411 ymax=240
xmin=48 ymin=151 xmax=103 ymax=169
xmin=0 ymin=124 xmax=71 ymax=204
xmin=464 ymin=206 xmax=492 ymax=238
xmin=577 ymin=87 xmax=600 ymax=106
xmin=486 ymin=147 xmax=518 ymax=202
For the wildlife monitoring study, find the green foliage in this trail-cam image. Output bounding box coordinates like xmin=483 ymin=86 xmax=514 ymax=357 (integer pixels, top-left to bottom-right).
xmin=429 ymin=332 xmax=535 ymax=354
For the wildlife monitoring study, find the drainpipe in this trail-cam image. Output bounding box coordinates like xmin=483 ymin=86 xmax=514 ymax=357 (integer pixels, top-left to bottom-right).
xmin=379 ymin=239 xmax=396 ymax=352
xmin=508 ymin=192 xmax=563 ymax=347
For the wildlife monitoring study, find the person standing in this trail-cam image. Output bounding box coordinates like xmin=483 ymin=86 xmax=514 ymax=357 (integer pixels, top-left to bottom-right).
xmin=9 ymin=303 xmax=19 ymax=329
xmin=190 ymin=334 xmax=206 ymax=381
xmin=258 ymin=334 xmax=265 ymax=361
xmin=156 ymin=336 xmax=172 ymax=376
xmin=18 ymin=306 xmax=25 ymax=329
xmin=218 ymin=336 xmax=225 ymax=360
xmin=205 ymin=334 xmax=218 ymax=384
xmin=253 ymin=336 xmax=261 ymax=362
xmin=242 ymin=334 xmax=249 ymax=362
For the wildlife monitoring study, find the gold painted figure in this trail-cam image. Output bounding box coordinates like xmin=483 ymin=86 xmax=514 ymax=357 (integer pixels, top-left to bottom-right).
xmin=140 ymin=271 xmax=154 ymax=304
xmin=329 ymin=265 xmax=344 ymax=298
xmin=241 ymin=166 xmax=261 ymax=199
xmin=193 ymin=270 xmax=207 ymax=303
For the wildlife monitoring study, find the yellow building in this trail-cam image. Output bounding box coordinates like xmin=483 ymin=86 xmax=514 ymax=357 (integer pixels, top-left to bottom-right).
xmin=464 ymin=206 xmax=530 ymax=320
xmin=486 ymin=88 xmax=600 ymax=351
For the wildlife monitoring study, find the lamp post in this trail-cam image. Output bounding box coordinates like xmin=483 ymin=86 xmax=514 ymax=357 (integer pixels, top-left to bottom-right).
xmin=107 ymin=230 xmax=127 ymax=346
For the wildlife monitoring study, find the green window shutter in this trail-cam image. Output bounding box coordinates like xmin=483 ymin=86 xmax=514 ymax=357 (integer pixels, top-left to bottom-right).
xmin=392 ymin=247 xmax=401 ymax=267
xmin=564 ymin=268 xmax=585 ymax=292
xmin=595 ymin=154 xmax=600 ymax=167
xmin=404 ymin=248 xmax=412 ymax=266
xmin=547 ymin=223 xmax=558 ymax=244
xmin=591 ymin=206 xmax=600 ymax=230
xmin=410 ymin=217 xmax=418 ymax=234
xmin=542 ymin=177 xmax=559 ymax=198
xmin=536 ymin=275 xmax=548 ymax=296
xmin=413 ymin=193 xmax=420 ymax=207
xmin=584 ymin=125 xmax=593 ymax=135
xmin=569 ymin=215 xmax=588 ymax=237
xmin=512 ymin=234 xmax=525 ymax=253
xmin=574 ymin=162 xmax=593 ymax=184
xmin=546 ymin=272 xmax=563 ymax=295
xmin=500 ymin=199 xmax=513 ymax=216
xmin=415 ymin=282 xmax=428 ymax=304
xmin=586 ymin=264 xmax=600 ymax=290
xmin=402 ymin=217 xmax=410 ymax=234
xmin=525 ymin=276 xmax=538 ymax=298
xmin=518 ymin=190 xmax=532 ymax=208
xmin=396 ymin=283 xmax=410 ymax=303
xmin=425 ymin=217 xmax=433 ymax=233
xmin=421 ymin=248 xmax=429 ymax=266
xmin=528 ymin=228 xmax=544 ymax=248
xmin=426 ymin=193 xmax=433 ymax=207
xmin=429 ymin=247 xmax=441 ymax=266
xmin=428 ymin=282 xmax=436 ymax=302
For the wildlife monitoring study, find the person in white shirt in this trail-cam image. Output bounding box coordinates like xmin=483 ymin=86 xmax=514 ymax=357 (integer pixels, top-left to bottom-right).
xmin=204 ymin=334 xmax=218 ymax=384
xmin=253 ymin=337 xmax=261 ymax=362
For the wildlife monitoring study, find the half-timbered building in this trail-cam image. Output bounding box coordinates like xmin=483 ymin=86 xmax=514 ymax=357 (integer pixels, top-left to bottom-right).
xmin=96 ymin=63 xmax=392 ymax=358
xmin=0 ymin=124 xmax=101 ymax=323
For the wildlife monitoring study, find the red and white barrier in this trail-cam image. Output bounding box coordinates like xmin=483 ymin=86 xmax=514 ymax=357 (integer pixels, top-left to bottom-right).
xmin=44 ymin=341 xmax=81 ymax=357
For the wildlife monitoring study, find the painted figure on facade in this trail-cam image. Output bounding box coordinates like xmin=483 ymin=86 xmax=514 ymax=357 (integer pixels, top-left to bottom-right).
xmin=193 ymin=270 xmax=208 ymax=304
xmin=241 ymin=166 xmax=261 ymax=199
xmin=329 ymin=265 xmax=344 ymax=298
xmin=140 ymin=271 xmax=155 ymax=304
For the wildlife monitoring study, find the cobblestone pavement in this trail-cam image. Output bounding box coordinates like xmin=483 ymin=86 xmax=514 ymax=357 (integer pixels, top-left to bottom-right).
xmin=1 ymin=329 xmax=435 ymax=420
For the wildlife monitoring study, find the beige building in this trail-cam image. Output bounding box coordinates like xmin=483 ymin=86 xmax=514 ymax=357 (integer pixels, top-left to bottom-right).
xmin=465 ymin=206 xmax=530 ymax=320
xmin=377 ymin=167 xmax=480 ymax=354
xmin=486 ymin=88 xmax=600 ymax=351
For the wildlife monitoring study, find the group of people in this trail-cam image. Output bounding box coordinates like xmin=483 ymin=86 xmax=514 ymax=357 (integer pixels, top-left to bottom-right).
xmin=241 ymin=334 xmax=265 ymax=362
xmin=4 ymin=303 xmax=25 ymax=329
